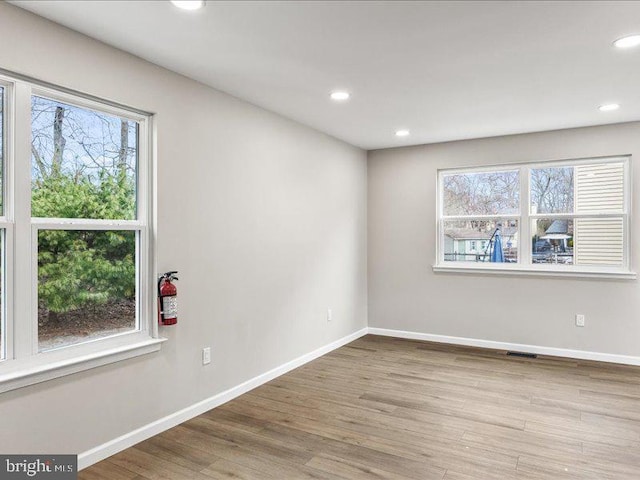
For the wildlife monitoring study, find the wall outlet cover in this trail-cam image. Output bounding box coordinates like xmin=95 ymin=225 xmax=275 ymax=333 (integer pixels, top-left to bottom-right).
xmin=202 ymin=347 xmax=211 ymax=365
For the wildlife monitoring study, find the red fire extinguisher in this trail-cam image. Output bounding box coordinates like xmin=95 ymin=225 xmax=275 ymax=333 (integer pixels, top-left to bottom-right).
xmin=158 ymin=271 xmax=179 ymax=326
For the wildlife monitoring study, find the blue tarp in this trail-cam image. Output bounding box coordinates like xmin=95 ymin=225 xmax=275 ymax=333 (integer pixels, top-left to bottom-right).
xmin=491 ymin=229 xmax=505 ymax=263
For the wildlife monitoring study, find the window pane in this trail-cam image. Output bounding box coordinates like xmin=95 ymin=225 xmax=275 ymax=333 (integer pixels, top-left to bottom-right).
xmin=443 ymin=170 xmax=519 ymax=216
xmin=38 ymin=230 xmax=137 ymax=351
xmin=31 ymin=96 xmax=138 ymax=219
xmin=0 ymin=86 xmax=4 ymax=216
xmin=532 ymin=218 xmax=573 ymax=264
xmin=0 ymin=87 xmax=3 ymax=357
xmin=532 ymin=217 xmax=623 ymax=267
xmin=443 ymin=219 xmax=518 ymax=263
xmin=0 ymin=231 xmax=4 ymax=360
xmin=530 ymin=166 xmax=574 ymax=214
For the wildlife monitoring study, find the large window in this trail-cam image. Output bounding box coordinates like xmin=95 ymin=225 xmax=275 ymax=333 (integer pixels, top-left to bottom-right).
xmin=0 ymin=73 xmax=159 ymax=392
xmin=437 ymin=156 xmax=632 ymax=277
xmin=0 ymin=85 xmax=5 ymax=361
xmin=32 ymin=96 xmax=140 ymax=351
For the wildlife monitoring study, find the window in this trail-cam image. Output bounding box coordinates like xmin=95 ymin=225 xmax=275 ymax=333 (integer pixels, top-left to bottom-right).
xmin=437 ymin=156 xmax=632 ymax=278
xmin=0 ymin=85 xmax=5 ymax=361
xmin=0 ymin=73 xmax=161 ymax=393
xmin=441 ymin=169 xmax=520 ymax=264
xmin=32 ymin=96 xmax=140 ymax=351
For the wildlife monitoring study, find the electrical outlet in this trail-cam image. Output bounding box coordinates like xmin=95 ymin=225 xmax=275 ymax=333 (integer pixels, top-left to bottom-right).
xmin=327 ymin=308 xmax=332 ymax=322
xmin=202 ymin=347 xmax=211 ymax=365
xmin=575 ymin=314 xmax=585 ymax=327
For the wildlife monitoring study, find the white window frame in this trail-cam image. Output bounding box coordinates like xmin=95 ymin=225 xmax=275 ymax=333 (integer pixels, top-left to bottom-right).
xmin=434 ymin=155 xmax=635 ymax=279
xmin=0 ymin=72 xmax=164 ymax=394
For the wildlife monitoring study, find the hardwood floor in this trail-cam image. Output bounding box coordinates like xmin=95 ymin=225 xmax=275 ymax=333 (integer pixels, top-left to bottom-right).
xmin=79 ymin=335 xmax=640 ymax=479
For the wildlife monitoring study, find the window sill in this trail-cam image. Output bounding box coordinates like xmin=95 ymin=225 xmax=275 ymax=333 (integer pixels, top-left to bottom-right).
xmin=0 ymin=336 xmax=166 ymax=394
xmin=432 ymin=264 xmax=637 ymax=280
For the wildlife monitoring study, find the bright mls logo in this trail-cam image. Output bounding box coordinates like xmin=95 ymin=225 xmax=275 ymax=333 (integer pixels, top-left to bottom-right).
xmin=0 ymin=455 xmax=77 ymax=479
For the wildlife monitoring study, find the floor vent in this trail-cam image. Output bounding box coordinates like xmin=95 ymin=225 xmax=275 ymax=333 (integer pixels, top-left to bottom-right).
xmin=506 ymin=351 xmax=537 ymax=359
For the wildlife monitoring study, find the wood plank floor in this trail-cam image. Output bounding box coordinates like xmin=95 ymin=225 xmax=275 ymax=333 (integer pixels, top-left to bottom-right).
xmin=79 ymin=335 xmax=640 ymax=479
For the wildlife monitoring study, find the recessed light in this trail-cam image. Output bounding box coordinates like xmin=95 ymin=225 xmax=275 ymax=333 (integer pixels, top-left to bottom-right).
xmin=171 ymin=0 xmax=205 ymax=10
xmin=613 ymin=34 xmax=640 ymax=49
xmin=330 ymin=91 xmax=350 ymax=101
xmin=598 ymin=103 xmax=620 ymax=112
xmin=395 ymin=130 xmax=410 ymax=137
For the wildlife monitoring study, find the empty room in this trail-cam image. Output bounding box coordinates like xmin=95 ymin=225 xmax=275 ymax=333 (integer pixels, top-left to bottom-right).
xmin=0 ymin=1 xmax=639 ymax=479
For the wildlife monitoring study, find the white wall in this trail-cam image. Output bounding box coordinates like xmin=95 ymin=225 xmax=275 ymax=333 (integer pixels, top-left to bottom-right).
xmin=368 ymin=122 xmax=640 ymax=356
xmin=0 ymin=3 xmax=367 ymax=454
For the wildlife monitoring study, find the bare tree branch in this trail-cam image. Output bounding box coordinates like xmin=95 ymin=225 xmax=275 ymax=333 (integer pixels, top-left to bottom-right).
xmin=31 ymin=144 xmax=48 ymax=178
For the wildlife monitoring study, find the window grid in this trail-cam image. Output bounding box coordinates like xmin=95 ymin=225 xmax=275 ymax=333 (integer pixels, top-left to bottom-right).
xmin=0 ymin=72 xmax=156 ymax=374
xmin=437 ymin=157 xmax=631 ymax=274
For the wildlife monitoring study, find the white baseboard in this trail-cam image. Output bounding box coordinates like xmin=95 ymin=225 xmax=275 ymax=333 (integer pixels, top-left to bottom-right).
xmin=78 ymin=327 xmax=368 ymax=470
xmin=368 ymin=327 xmax=640 ymax=366
xmin=79 ymin=325 xmax=640 ymax=470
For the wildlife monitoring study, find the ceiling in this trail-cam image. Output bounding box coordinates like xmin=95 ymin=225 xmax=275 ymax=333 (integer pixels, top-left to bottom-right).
xmin=12 ymin=0 xmax=640 ymax=150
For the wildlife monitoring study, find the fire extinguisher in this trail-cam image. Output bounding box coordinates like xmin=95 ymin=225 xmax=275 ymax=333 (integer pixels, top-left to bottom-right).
xmin=158 ymin=271 xmax=179 ymax=326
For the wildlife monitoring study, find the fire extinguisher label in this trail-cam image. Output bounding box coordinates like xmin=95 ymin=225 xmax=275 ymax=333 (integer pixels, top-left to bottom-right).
xmin=162 ymin=296 xmax=178 ymax=319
